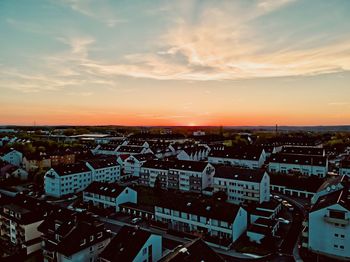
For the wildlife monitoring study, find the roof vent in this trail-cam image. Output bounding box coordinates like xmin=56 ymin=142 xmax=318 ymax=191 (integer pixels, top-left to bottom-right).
xmin=206 ymin=206 xmax=211 ymax=211
xmin=187 ymin=202 xmax=192 ymax=207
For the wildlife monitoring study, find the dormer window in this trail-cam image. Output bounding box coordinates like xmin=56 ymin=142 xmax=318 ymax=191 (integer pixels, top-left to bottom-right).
xmin=90 ymin=235 xmax=94 ymax=242
xmin=97 ymin=232 xmax=103 ymax=238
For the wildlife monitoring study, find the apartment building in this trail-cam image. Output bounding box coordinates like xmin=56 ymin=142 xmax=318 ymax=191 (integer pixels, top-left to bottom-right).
xmin=302 ymin=182 xmax=350 ymax=260
xmin=154 ymin=194 xmax=247 ymax=245
xmin=83 ymin=182 xmax=137 ymax=212
xmin=140 ymin=160 xmax=215 ymax=193
xmin=268 ymin=153 xmax=328 ymax=177
xmin=0 ymin=149 xmax=23 ymax=167
xmin=39 ymin=211 xmax=111 ymax=262
xmin=208 ymin=147 xmax=266 ymax=169
xmin=0 ymin=196 xmax=56 ymax=256
xmin=213 ymin=166 xmax=270 ymax=204
xmin=123 ymin=153 xmax=155 ymax=177
xmin=45 ymin=158 xmax=120 ymax=198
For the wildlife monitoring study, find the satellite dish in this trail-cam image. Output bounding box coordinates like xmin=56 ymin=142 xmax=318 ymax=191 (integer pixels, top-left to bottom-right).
xmin=326 ymin=187 xmax=330 ymax=192
xmin=331 ymin=185 xmax=336 ymax=190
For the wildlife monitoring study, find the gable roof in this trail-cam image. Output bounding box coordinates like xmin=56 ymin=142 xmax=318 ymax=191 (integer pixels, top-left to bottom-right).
xmin=209 ymin=147 xmax=263 ymax=161
xmin=85 ymin=157 xmax=118 ymax=169
xmin=214 ymin=166 xmax=266 ymax=183
xmin=281 ymin=146 xmax=324 ymax=156
xmin=83 ymin=182 xmax=128 ymax=197
xmin=53 ymin=162 xmax=91 ymax=176
xmin=311 ymin=187 xmax=350 ymax=212
xmin=99 ymin=226 xmax=152 ymax=262
xmin=156 ymin=193 xmax=242 ymax=223
xmin=117 ymin=146 xmax=145 ymax=153
xmin=269 ymin=153 xmax=327 ymax=167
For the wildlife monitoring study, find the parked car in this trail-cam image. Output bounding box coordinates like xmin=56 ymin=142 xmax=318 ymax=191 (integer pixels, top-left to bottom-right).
xmin=131 ymin=217 xmax=142 ymax=224
xmin=277 ymin=217 xmax=290 ymax=224
xmin=274 ymin=195 xmax=282 ymax=202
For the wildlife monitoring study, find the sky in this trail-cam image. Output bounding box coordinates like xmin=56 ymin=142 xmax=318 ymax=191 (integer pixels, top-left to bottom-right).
xmin=1 ymin=0 xmax=350 ymax=126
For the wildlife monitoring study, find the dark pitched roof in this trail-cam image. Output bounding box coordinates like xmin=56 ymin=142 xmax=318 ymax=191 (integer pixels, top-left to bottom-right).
xmin=38 ymin=211 xmax=110 ymax=256
xmin=141 ymin=159 xmax=173 ymax=170
xmin=156 ymin=193 xmax=242 ymax=223
xmin=209 ymin=147 xmax=263 ymax=161
xmin=160 ymin=238 xmax=224 ymax=262
xmin=132 ymin=153 xmax=155 ymax=162
xmin=142 ymin=159 xmax=210 ymax=173
xmin=127 ymin=140 xmax=147 ymax=146
xmin=53 ymin=162 xmax=91 ymax=176
xmin=269 ymin=153 xmax=327 ymax=167
xmin=99 ymin=226 xmax=152 ymax=262
xmin=281 ymin=146 xmax=324 ymax=156
xmin=98 ymin=145 xmax=119 ymax=151
xmin=169 ymin=160 xmax=210 ymax=172
xmin=118 ymin=146 xmax=145 ymax=153
xmin=311 ymin=187 xmax=350 ymax=212
xmin=0 ymin=195 xmax=61 ymax=225
xmin=214 ymin=166 xmax=266 ymax=182
xmin=85 ymin=157 xmax=118 ymax=169
xmin=248 ymin=224 xmax=271 ymax=235
xmin=83 ymin=182 xmax=127 ymax=197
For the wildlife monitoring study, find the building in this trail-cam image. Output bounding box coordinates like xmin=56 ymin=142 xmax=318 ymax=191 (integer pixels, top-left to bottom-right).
xmin=247 ymin=217 xmax=279 ymax=244
xmin=140 ymin=160 xmax=215 ymax=193
xmin=154 ymin=194 xmax=247 ymax=246
xmin=49 ymin=149 xmax=76 ymax=167
xmin=268 ymin=153 xmax=328 ymax=177
xmin=213 ymin=166 xmax=270 ymax=204
xmin=339 ymin=158 xmax=350 ymax=177
xmin=208 ymin=147 xmax=266 ymax=169
xmin=123 ymin=153 xmax=155 ymax=177
xmin=85 ymin=157 xmax=121 ymax=182
xmin=39 ymin=211 xmax=112 ymax=262
xmin=160 ymin=238 xmax=224 ymax=262
xmin=0 ymin=149 xmax=23 ymax=167
xmin=0 ymin=196 xmax=55 ymax=256
xmin=45 ymin=158 xmax=120 ymax=198
xmin=302 ymin=181 xmax=350 ymax=260
xmin=177 ymin=145 xmax=209 ymax=161
xmin=83 ymin=182 xmax=137 ymax=212
xmin=99 ymin=226 xmax=162 ymax=262
xmin=44 ymin=163 xmax=93 ymax=197
xmin=0 ymin=161 xmax=28 ymax=181
xmin=23 ymin=152 xmax=51 ymax=172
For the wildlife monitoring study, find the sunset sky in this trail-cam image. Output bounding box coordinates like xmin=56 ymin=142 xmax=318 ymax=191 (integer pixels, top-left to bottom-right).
xmin=1 ymin=0 xmax=350 ymax=126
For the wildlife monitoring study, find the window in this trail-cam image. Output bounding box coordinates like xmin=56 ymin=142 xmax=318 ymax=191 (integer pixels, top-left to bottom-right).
xmin=334 ymin=245 xmax=338 ymax=248
xmin=97 ymin=232 xmax=103 ymax=238
xmin=329 ymin=210 xmax=345 ymax=220
xmin=340 ymin=245 xmax=344 ymax=249
xmin=335 ymin=233 xmax=339 ymax=237
xmin=80 ymin=239 xmax=86 ymax=246
xmin=142 ymin=247 xmax=147 ymax=255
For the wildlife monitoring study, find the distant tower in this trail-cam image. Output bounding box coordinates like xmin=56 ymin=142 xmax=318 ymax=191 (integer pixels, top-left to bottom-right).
xmin=275 ymin=124 xmax=278 ymax=135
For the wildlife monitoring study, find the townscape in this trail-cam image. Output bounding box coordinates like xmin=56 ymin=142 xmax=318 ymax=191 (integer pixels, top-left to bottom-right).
xmin=0 ymin=126 xmax=349 ymax=262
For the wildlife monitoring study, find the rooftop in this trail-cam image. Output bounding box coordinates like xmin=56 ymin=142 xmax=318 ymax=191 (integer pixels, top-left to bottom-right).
xmin=214 ymin=166 xmax=267 ymax=183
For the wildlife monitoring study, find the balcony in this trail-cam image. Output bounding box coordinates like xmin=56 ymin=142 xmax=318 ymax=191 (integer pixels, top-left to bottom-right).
xmin=324 ymin=215 xmax=349 ymax=226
